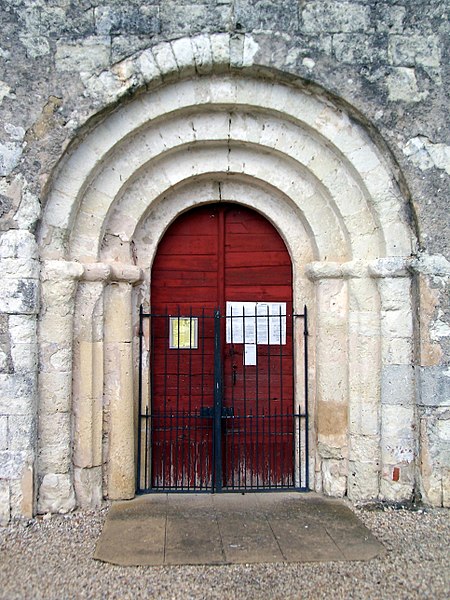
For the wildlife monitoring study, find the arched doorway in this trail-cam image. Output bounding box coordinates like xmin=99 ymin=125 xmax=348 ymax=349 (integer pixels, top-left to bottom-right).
xmin=138 ymin=203 xmax=307 ymax=492
xmin=36 ymin=68 xmax=418 ymax=513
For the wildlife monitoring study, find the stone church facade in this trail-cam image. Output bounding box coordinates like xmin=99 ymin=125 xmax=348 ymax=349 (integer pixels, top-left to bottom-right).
xmin=0 ymin=0 xmax=449 ymax=523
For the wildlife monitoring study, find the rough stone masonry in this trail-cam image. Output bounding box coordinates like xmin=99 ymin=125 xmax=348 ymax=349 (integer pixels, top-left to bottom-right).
xmin=0 ymin=0 xmax=449 ymax=524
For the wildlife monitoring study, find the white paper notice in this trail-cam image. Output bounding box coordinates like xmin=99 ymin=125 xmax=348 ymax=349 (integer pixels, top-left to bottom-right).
xmin=244 ymin=344 xmax=257 ymax=365
xmin=226 ymin=302 xmax=254 ymax=343
xmin=226 ymin=301 xmax=286 ymax=345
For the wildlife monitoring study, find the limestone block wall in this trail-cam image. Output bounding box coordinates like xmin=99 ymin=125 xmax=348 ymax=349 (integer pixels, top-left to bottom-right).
xmin=0 ymin=1 xmax=449 ymax=522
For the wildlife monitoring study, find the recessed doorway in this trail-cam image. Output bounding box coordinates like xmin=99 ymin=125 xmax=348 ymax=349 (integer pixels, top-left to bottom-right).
xmin=138 ymin=203 xmax=308 ymax=492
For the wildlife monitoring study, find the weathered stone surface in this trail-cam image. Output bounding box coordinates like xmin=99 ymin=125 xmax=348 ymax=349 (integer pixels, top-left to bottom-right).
xmin=0 ymin=230 xmax=38 ymax=260
xmin=349 ymin=435 xmax=379 ymax=464
xmin=8 ymin=415 xmax=35 ymax=451
xmin=171 ymin=37 xmax=196 ymax=75
xmin=38 ymin=444 xmax=71 ymax=475
xmin=0 ymin=0 xmax=448 ymax=523
xmin=0 ymin=415 xmax=7 ymax=451
xmin=388 ymin=34 xmax=441 ymax=69
xmin=0 ymin=278 xmax=39 ymax=315
xmin=8 ymin=314 xmax=36 ymax=345
xmin=104 ymin=340 xmax=135 ymax=500
xmin=0 ymin=480 xmax=10 ymax=525
xmin=418 ymin=366 xmax=450 ymax=406
xmin=94 ymin=5 xmax=160 ymax=36
xmin=0 ymin=450 xmax=28 ymax=479
xmin=14 ymin=188 xmax=41 ymax=230
xmin=160 ymin=2 xmax=229 ymax=36
xmin=235 ymin=0 xmax=298 ymax=33
xmin=333 ymin=34 xmax=388 ymax=65
xmin=0 ymin=373 xmax=35 ymax=409
xmin=0 ymin=394 xmax=34 ymax=418
xmin=374 ymin=4 xmax=406 ymax=34
xmin=369 ymin=257 xmax=410 ymax=278
xmin=41 ymin=260 xmax=84 ymax=282
xmin=74 ymin=466 xmax=103 ymax=509
xmin=192 ymin=34 xmax=214 ymax=73
xmin=37 ymin=473 xmax=76 ymax=514
xmin=302 ymin=1 xmax=370 ymax=34
xmin=321 ymin=458 xmax=347 ymax=497
xmin=380 ymin=463 xmax=415 ymax=502
xmin=381 ymin=365 xmax=415 ymax=406
xmin=347 ymin=461 xmax=380 ymax=502
xmin=386 ymin=67 xmax=424 ymax=102
xmin=56 ymin=36 xmax=111 ymax=73
xmin=403 ymin=137 xmax=450 ymax=175
xmin=39 ymin=413 xmax=70 ymax=448
xmin=382 ymin=405 xmax=415 ymax=441
xmin=9 ymin=467 xmax=34 ymax=519
xmin=0 ymin=141 xmax=23 ymax=176
xmin=38 ymin=372 xmax=72 ymax=414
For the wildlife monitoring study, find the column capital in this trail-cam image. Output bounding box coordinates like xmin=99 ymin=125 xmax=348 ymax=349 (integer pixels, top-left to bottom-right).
xmin=80 ymin=262 xmax=144 ymax=284
xmin=305 ymin=260 xmax=369 ymax=281
xmin=109 ymin=263 xmax=144 ymax=284
xmin=41 ymin=260 xmax=84 ymax=282
xmin=305 ymin=261 xmax=343 ymax=281
xmin=410 ymin=253 xmax=450 ymax=277
xmin=368 ymin=257 xmax=410 ymax=279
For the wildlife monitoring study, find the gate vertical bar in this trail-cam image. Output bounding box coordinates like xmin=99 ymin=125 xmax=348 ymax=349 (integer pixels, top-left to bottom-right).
xmin=145 ymin=404 xmax=149 ymax=489
xmin=187 ymin=307 xmax=193 ymax=489
xmin=230 ymin=307 xmax=235 ymax=489
xmin=291 ymin=310 xmax=296 ymax=487
xmin=200 ymin=308 xmax=205 ymax=490
xmin=254 ymin=305 xmax=259 ymax=489
xmin=175 ymin=309 xmax=181 ymax=488
xmin=279 ymin=306 xmax=284 ymax=487
xmin=304 ymin=305 xmax=309 ymax=490
xmin=213 ymin=309 xmax=223 ymax=492
xmin=163 ymin=311 xmax=168 ymax=488
xmin=137 ymin=305 xmax=143 ymax=492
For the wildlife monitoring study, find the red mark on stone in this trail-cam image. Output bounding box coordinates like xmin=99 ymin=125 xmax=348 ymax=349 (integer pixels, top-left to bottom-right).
xmin=393 ymin=467 xmax=400 ymax=481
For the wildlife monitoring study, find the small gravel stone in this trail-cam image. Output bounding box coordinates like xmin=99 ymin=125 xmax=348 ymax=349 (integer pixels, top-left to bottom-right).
xmin=0 ymin=504 xmax=448 ymax=599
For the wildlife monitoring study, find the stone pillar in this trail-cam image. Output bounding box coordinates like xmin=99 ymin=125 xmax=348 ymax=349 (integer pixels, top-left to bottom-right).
xmin=103 ymin=264 xmax=143 ymax=500
xmin=410 ymin=254 xmax=450 ymax=507
xmin=0 ymin=231 xmax=39 ymax=523
xmin=370 ymin=258 xmax=416 ymax=502
xmin=344 ymin=262 xmax=381 ymax=501
xmin=37 ymin=260 xmax=84 ymax=514
xmin=306 ymin=262 xmax=349 ymax=497
xmin=72 ymin=263 xmax=111 ymax=509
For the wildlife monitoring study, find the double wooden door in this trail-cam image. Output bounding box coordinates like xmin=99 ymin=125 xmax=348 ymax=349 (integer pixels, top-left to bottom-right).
xmin=147 ymin=203 xmax=295 ymax=491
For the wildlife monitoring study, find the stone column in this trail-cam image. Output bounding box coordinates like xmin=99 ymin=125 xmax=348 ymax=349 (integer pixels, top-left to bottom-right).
xmin=344 ymin=262 xmax=381 ymax=501
xmin=306 ymin=262 xmax=349 ymax=497
xmin=37 ymin=260 xmax=84 ymax=514
xmin=72 ymin=263 xmax=111 ymax=509
xmin=370 ymin=258 xmax=416 ymax=502
xmin=103 ymin=264 xmax=143 ymax=500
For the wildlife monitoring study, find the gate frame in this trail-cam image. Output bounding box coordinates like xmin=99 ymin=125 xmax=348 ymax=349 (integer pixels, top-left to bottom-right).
xmin=137 ymin=305 xmax=309 ymax=493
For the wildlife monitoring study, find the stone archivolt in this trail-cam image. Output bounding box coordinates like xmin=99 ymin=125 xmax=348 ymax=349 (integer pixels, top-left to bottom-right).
xmin=34 ymin=43 xmax=422 ymax=513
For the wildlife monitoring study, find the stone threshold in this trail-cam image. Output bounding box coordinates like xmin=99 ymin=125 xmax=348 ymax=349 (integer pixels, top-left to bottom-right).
xmin=94 ymin=492 xmax=385 ymax=566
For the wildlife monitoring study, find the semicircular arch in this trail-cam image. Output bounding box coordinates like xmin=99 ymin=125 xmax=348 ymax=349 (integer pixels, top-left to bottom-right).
xmin=39 ymin=75 xmax=414 ymax=263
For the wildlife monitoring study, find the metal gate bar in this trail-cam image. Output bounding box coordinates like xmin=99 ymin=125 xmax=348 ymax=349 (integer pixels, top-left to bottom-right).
xmin=137 ymin=306 xmax=308 ymax=493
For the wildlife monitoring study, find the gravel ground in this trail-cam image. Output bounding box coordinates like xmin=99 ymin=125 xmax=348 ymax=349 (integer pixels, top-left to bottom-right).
xmin=0 ymin=503 xmax=449 ymax=600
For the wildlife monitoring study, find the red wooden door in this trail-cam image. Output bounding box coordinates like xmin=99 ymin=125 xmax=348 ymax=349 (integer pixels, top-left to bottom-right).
xmin=151 ymin=203 xmax=293 ymax=490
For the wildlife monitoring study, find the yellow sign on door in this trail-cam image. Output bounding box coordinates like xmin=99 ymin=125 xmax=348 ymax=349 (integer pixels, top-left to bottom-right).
xmin=169 ymin=317 xmax=198 ymax=349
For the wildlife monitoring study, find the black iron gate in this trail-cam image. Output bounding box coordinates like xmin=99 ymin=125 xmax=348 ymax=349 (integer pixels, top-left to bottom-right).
xmin=137 ymin=306 xmax=309 ymax=493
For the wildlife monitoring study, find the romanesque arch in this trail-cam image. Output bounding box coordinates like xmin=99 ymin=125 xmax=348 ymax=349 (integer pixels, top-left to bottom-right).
xmin=36 ymin=37 xmax=416 ymax=512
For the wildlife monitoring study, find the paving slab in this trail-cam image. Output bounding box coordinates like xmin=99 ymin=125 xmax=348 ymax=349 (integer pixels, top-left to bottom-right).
xmin=94 ymin=492 xmax=385 ymax=566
